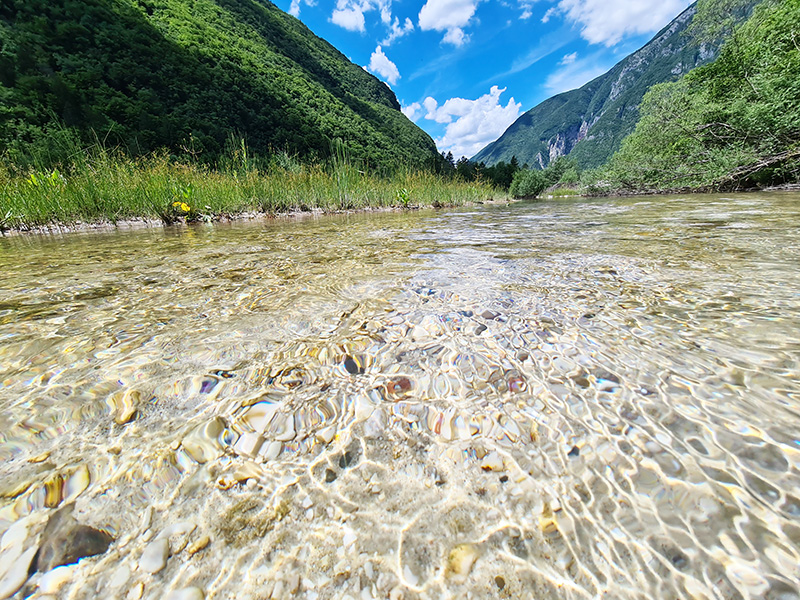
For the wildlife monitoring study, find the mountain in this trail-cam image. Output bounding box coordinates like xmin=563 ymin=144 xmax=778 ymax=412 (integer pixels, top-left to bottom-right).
xmin=472 ymin=2 xmax=723 ymax=169
xmin=0 ymin=0 xmax=440 ymax=170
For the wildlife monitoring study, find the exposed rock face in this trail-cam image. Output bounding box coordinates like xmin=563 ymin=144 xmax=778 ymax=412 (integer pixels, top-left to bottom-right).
xmin=472 ymin=2 xmax=741 ymax=169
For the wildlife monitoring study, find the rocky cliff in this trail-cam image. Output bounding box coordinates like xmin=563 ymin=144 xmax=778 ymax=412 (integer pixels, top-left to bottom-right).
xmin=472 ymin=2 xmax=721 ymax=169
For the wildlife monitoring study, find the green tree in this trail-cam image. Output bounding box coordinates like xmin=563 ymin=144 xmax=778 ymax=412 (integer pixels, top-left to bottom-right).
xmin=596 ymin=0 xmax=800 ymax=192
xmin=509 ymin=168 xmax=547 ymax=198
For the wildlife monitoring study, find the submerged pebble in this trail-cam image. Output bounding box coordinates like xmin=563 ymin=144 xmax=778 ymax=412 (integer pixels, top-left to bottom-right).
xmin=186 ymin=536 xmax=210 ymax=556
xmin=0 ymin=547 xmax=37 ymax=600
xmin=33 ymin=505 xmax=114 ymax=573
xmin=38 ymin=565 xmax=74 ymax=594
xmin=166 ymin=586 xmax=204 ymax=600
xmin=140 ymin=538 xmax=169 ymax=574
xmin=447 ymin=544 xmax=480 ymax=579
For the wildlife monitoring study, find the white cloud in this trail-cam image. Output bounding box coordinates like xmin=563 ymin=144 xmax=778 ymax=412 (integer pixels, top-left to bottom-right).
xmin=331 ymin=5 xmax=367 ymax=31
xmin=332 ymin=0 xmax=417 ymax=46
xmin=367 ymin=46 xmax=401 ymax=85
xmin=289 ymin=0 xmax=315 ymax=17
xmin=331 ymin=0 xmax=394 ymax=32
xmin=418 ymin=0 xmax=478 ymax=46
xmin=381 ymin=17 xmax=414 ymax=45
xmin=402 ymin=102 xmax=422 ymax=121
xmin=424 ymin=86 xmax=522 ymax=158
xmin=544 ymin=52 xmax=607 ymax=94
xmin=442 ymin=28 xmax=469 ymax=46
xmin=541 ymin=6 xmax=557 ymax=22
xmin=517 ymin=0 xmax=537 ymax=20
xmin=556 ymin=0 xmax=692 ymax=46
xmin=559 ymin=51 xmax=577 ymax=65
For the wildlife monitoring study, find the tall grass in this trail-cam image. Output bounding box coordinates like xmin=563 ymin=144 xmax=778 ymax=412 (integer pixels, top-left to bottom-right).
xmin=0 ymin=140 xmax=500 ymax=232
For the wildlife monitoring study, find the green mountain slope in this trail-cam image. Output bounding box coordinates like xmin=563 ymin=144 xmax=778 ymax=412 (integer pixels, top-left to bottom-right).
xmin=472 ymin=2 xmax=725 ymax=169
xmin=0 ymin=0 xmax=440 ymax=170
xmin=599 ymin=0 xmax=799 ymax=191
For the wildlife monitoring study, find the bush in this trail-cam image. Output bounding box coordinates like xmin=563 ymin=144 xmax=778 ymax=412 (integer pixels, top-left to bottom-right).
xmin=509 ymin=169 xmax=547 ymax=198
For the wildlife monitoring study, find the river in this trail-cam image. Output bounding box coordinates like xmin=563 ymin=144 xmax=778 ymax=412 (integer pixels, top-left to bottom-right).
xmin=1 ymin=192 xmax=799 ymax=600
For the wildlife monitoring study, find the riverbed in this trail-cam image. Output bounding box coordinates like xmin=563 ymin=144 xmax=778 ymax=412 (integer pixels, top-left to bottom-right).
xmin=1 ymin=192 xmax=799 ymax=599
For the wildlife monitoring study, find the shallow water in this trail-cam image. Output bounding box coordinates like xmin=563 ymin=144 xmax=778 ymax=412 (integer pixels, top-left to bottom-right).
xmin=1 ymin=193 xmax=800 ymax=600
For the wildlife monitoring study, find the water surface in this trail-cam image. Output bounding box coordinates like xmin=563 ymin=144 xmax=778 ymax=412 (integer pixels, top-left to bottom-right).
xmin=1 ymin=193 xmax=800 ymax=599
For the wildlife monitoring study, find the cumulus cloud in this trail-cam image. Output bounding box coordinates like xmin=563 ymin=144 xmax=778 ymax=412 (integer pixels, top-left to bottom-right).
xmin=367 ymin=46 xmax=401 ymax=85
xmin=332 ymin=3 xmax=367 ymax=31
xmin=289 ymin=0 xmax=315 ymax=17
xmin=424 ymin=86 xmax=522 ymax=158
xmin=559 ymin=51 xmax=577 ymax=65
xmin=381 ymin=17 xmax=414 ymax=45
xmin=401 ymin=102 xmax=422 ymax=121
xmin=556 ymin=0 xmax=693 ymax=46
xmin=442 ymin=27 xmax=469 ymax=46
xmin=331 ymin=0 xmax=392 ymax=32
xmin=418 ymin=0 xmax=478 ymax=46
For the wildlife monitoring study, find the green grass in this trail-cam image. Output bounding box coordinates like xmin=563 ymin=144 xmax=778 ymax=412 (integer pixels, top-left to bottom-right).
xmin=546 ymin=187 xmax=581 ymax=197
xmin=0 ymin=149 xmax=500 ymax=232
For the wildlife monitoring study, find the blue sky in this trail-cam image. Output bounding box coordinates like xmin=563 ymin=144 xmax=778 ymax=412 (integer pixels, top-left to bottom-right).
xmin=275 ymin=0 xmax=694 ymax=159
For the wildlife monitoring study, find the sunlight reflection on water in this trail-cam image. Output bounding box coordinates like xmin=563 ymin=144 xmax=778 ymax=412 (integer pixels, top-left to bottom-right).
xmin=1 ymin=193 xmax=800 ymax=599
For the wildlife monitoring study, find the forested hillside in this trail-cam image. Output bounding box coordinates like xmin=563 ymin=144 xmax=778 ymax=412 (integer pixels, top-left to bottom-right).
xmin=0 ymin=0 xmax=441 ymax=170
xmin=472 ymin=1 xmax=743 ymax=169
xmin=597 ymin=0 xmax=798 ymax=192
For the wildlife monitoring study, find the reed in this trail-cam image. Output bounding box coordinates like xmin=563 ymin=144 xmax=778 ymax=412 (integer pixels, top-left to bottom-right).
xmin=0 ymin=143 xmax=500 ymax=232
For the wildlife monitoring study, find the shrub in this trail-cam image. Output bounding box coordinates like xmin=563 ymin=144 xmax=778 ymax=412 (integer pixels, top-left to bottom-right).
xmin=509 ymin=169 xmax=547 ymax=198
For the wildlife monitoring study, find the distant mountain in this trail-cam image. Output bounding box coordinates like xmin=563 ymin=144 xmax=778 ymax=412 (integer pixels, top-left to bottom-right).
xmin=473 ymin=2 xmax=725 ymax=169
xmin=0 ymin=0 xmax=440 ymax=170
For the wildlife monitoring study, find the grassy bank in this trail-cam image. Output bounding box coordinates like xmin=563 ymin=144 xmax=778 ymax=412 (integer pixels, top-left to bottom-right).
xmin=0 ymin=150 xmax=500 ymax=233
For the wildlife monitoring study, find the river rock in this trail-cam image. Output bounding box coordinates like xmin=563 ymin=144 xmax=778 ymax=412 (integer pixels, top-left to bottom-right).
xmin=32 ymin=504 xmax=114 ymax=573
xmin=166 ymin=586 xmax=204 ymax=600
xmin=447 ymin=543 xmax=480 ymax=579
xmin=38 ymin=564 xmax=74 ymax=594
xmin=0 ymin=547 xmax=37 ymax=600
xmin=140 ymin=538 xmax=169 ymax=574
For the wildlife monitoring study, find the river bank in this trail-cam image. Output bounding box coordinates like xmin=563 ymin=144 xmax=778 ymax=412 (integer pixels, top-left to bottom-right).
xmin=0 ymin=151 xmax=499 ymax=235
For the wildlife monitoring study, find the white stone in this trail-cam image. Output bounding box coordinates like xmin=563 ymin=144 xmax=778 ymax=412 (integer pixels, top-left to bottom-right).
xmin=166 ymin=586 xmax=204 ymax=600
xmin=127 ymin=582 xmax=144 ymax=600
xmin=360 ymin=587 xmax=374 ymax=600
xmin=38 ymin=565 xmax=75 ymax=594
xmin=315 ymin=426 xmax=336 ymax=445
xmin=1 ymin=519 xmax=29 ymax=551
xmin=480 ymin=451 xmax=505 ymax=472
xmin=156 ymin=521 xmax=196 ymax=541
xmin=233 ymin=432 xmax=264 ymax=458
xmin=138 ymin=506 xmax=153 ymax=534
xmin=109 ymin=564 xmax=131 ymax=589
xmin=139 ymin=538 xmax=169 ymax=574
xmin=0 ymin=547 xmax=37 ymax=600
xmin=342 ymin=527 xmax=357 ymax=548
xmin=261 ymin=441 xmax=282 ymax=461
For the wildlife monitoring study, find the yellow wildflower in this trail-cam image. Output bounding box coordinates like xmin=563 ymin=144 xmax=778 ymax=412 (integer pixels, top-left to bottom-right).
xmin=180 ymin=203 xmax=191 ymax=212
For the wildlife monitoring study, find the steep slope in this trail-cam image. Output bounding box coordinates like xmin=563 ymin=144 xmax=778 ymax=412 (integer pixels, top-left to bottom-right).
xmin=473 ymin=2 xmax=722 ymax=169
xmin=0 ymin=0 xmax=440 ymax=170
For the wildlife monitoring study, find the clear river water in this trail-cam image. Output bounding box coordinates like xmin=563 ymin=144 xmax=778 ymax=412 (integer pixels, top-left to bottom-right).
xmin=1 ymin=192 xmax=799 ymax=600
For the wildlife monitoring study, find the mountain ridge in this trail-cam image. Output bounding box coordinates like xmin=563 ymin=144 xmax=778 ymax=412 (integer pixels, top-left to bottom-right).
xmin=0 ymin=0 xmax=440 ymax=170
xmin=472 ymin=3 xmax=722 ymax=169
